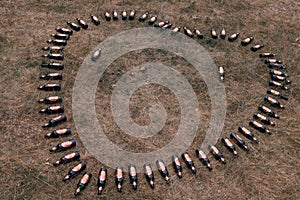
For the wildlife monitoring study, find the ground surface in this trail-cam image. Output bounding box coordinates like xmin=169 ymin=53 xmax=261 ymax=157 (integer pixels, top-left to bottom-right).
xmin=0 ymin=0 xmax=299 ymax=199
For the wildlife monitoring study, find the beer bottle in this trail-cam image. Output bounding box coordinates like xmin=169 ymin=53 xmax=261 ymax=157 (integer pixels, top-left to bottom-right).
xmin=42 ymin=114 xmax=67 ymax=128
xmin=156 ymin=160 xmax=170 ymax=184
xmin=238 ymin=126 xmax=259 ymax=143
xmin=154 ymin=21 xmax=166 ymax=28
xmin=113 ymin=10 xmax=118 ymax=20
xmin=172 ymin=155 xmax=183 ymax=178
xmin=253 ymin=112 xmax=275 ymax=126
xmin=208 ymin=144 xmax=226 ymax=164
xmin=250 ymin=44 xmax=264 ymax=52
xmin=53 ymin=151 xmax=80 ymax=166
xmin=148 ymin=15 xmax=157 ymax=25
xmin=269 ymin=69 xmax=288 ymax=77
xmin=40 ymin=62 xmax=64 ymax=70
xmin=55 ymin=27 xmax=73 ymax=35
xmin=42 ymin=46 xmax=64 ymax=53
xmin=265 ymin=58 xmax=282 ymax=64
xmin=230 ymin=132 xmax=249 ymax=151
xmin=91 ymin=15 xmax=100 ymax=26
xmin=74 ymin=172 xmax=92 ymax=196
xmin=267 ymin=88 xmax=288 ymax=100
xmin=115 ymin=167 xmax=124 ymax=192
xmin=271 ymin=75 xmax=291 ymax=84
xmin=249 ymin=120 xmax=272 ymax=135
xmin=259 ymin=53 xmax=275 ymax=58
xmin=97 ymin=167 xmax=107 ymax=195
xmin=50 ymin=139 xmax=76 ymax=152
xmin=218 ymin=66 xmax=225 ymax=81
xmin=139 ymin=12 xmax=148 ymax=22
xmin=267 ymin=62 xmax=285 ymax=70
xmin=144 ymin=164 xmax=155 ymax=189
xmin=51 ymin=33 xmax=70 ymax=40
xmin=63 ymin=162 xmax=86 ymax=181
xmin=228 ymin=33 xmax=239 ymax=42
xmin=269 ymin=80 xmax=288 ymax=90
xmin=241 ymin=37 xmax=254 ymax=46
xmin=39 ymin=105 xmax=64 ymax=114
xmin=47 ymin=39 xmax=67 ymax=46
xmin=128 ymin=164 xmax=138 ymax=190
xmin=76 ymin=18 xmax=88 ymax=29
xmin=172 ymin=26 xmax=181 ymax=33
xmin=264 ymin=96 xmax=285 ymax=109
xmin=122 ymin=9 xmax=127 ymax=20
xmin=42 ymin=53 xmax=64 ymax=61
xmin=162 ymin=23 xmax=172 ymax=29
xmin=104 ymin=12 xmax=111 ymax=21
xmin=194 ymin=27 xmax=204 ymax=39
xmin=129 ymin=10 xmax=135 ymax=20
xmin=183 ymin=27 xmax=193 ymax=38
xmin=258 ymin=105 xmax=280 ymax=119
xmin=38 ymin=95 xmax=62 ymax=104
xmin=220 ymin=28 xmax=226 ymax=39
xmin=181 ymin=152 xmax=196 ymax=174
xmin=91 ymin=48 xmax=102 ymax=61
xmin=38 ymin=83 xmax=61 ymax=91
xmin=211 ymin=29 xmax=217 ymax=39
xmin=44 ymin=128 xmax=71 ymax=138
xmin=195 ymin=148 xmax=212 ymax=171
xmin=40 ymin=72 xmax=62 ymax=80
xmin=67 ymin=21 xmax=81 ymax=32
xmin=221 ymin=137 xmax=237 ymax=155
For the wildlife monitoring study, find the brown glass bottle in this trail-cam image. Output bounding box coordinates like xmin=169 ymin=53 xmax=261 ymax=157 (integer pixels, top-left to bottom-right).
xmin=265 ymin=58 xmax=282 ymax=64
xmin=51 ymin=33 xmax=70 ymax=40
xmin=40 ymin=62 xmax=64 ymax=70
xmin=115 ymin=167 xmax=123 ymax=192
xmin=104 ymin=12 xmax=111 ymax=21
xmin=112 ymin=10 xmax=118 ymax=20
xmin=269 ymin=69 xmax=288 ymax=77
xmin=97 ymin=167 xmax=107 ymax=195
xmin=253 ymin=112 xmax=275 ymax=126
xmin=258 ymin=105 xmax=280 ymax=119
xmin=264 ymin=96 xmax=285 ymax=109
xmin=172 ymin=155 xmax=183 ymax=178
xmin=91 ymin=15 xmax=100 ymax=26
xmin=194 ymin=27 xmax=204 ymax=39
xmin=40 ymin=72 xmax=62 ymax=80
xmin=184 ymin=27 xmax=193 ymax=38
xmin=128 ymin=164 xmax=137 ymax=190
xmin=195 ymin=148 xmax=212 ymax=171
xmin=267 ymin=88 xmax=288 ymax=100
xmin=249 ymin=120 xmax=272 ymax=135
xmin=222 ymin=137 xmax=237 ymax=155
xmin=154 ymin=21 xmax=169 ymax=28
xmin=269 ymin=80 xmax=288 ymax=90
xmin=228 ymin=33 xmax=239 ymax=42
xmin=42 ymin=46 xmax=64 ymax=53
xmin=74 ymin=172 xmax=92 ymax=196
xmin=42 ymin=114 xmax=67 ymax=128
xmin=77 ymin=18 xmax=88 ymax=29
xmin=241 ymin=37 xmax=254 ymax=46
xmin=39 ymin=105 xmax=64 ymax=114
xmin=38 ymin=83 xmax=61 ymax=91
xmin=211 ymin=29 xmax=217 ymax=39
xmin=181 ymin=152 xmax=196 ymax=173
xmin=139 ymin=12 xmax=148 ymax=22
xmin=250 ymin=44 xmax=264 ymax=52
xmin=238 ymin=126 xmax=259 ymax=143
xmin=63 ymin=162 xmax=86 ymax=181
xmin=230 ymin=133 xmax=249 ymax=151
xmin=259 ymin=53 xmax=275 ymax=58
xmin=267 ymin=62 xmax=285 ymax=70
xmin=144 ymin=164 xmax=155 ymax=189
xmin=53 ymin=151 xmax=80 ymax=166
xmin=55 ymin=27 xmax=73 ymax=35
xmin=50 ymin=139 xmax=76 ymax=152
xmin=271 ymin=74 xmax=291 ymax=84
xmin=122 ymin=9 xmax=127 ymax=20
xmin=47 ymin=39 xmax=67 ymax=46
xmin=148 ymin=15 xmax=157 ymax=25
xmin=209 ymin=144 xmax=226 ymax=164
xmin=38 ymin=96 xmax=62 ymax=104
xmin=220 ymin=28 xmax=226 ymax=39
xmin=67 ymin=21 xmax=80 ymax=31
xmin=129 ymin=10 xmax=135 ymax=20
xmin=173 ymin=26 xmax=181 ymax=32
xmin=218 ymin=66 xmax=225 ymax=81
xmin=42 ymin=53 xmax=64 ymax=61
xmin=156 ymin=159 xmax=170 ymax=184
xmin=44 ymin=128 xmax=71 ymax=138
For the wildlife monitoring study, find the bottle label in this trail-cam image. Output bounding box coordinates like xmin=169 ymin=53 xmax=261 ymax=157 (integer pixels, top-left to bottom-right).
xmin=262 ymin=106 xmax=271 ymax=112
xmin=236 ymin=134 xmax=243 ymax=141
xmin=242 ymin=127 xmax=251 ymax=134
xmin=184 ymin=154 xmax=192 ymax=162
xmin=270 ymin=89 xmax=279 ymax=95
xmin=211 ymin=146 xmax=219 ymax=154
xmin=100 ymin=171 xmax=106 ymax=181
xmin=129 ymin=167 xmax=137 ymax=176
xmin=145 ymin=166 xmax=152 ymax=176
xmin=158 ymin=162 xmax=166 ymax=171
xmin=52 ymin=115 xmax=63 ymax=121
xmin=49 ymin=73 xmax=60 ymax=77
xmin=81 ymin=174 xmax=90 ymax=184
xmin=116 ymin=169 xmax=123 ymax=178
xmin=73 ymin=163 xmax=83 ymax=172
xmin=48 ymin=96 xmax=59 ymax=101
xmin=257 ymin=114 xmax=266 ymax=120
xmin=198 ymin=150 xmax=207 ymax=159
xmin=50 ymin=105 xmax=61 ymax=110
xmin=174 ymin=157 xmax=181 ymax=166
xmin=61 ymin=141 xmax=73 ymax=148
xmin=56 ymin=129 xmax=67 ymax=134
xmin=47 ymin=84 xmax=58 ymax=87
xmin=253 ymin=121 xmax=263 ymax=128
xmin=225 ymin=138 xmax=233 ymax=146
xmin=65 ymin=152 xmax=76 ymax=159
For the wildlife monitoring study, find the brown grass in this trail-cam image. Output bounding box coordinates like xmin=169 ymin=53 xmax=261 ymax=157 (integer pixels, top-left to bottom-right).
xmin=0 ymin=0 xmax=299 ymax=199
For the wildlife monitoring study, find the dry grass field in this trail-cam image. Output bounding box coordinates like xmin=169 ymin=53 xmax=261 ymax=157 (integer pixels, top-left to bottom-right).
xmin=0 ymin=0 xmax=299 ymax=199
